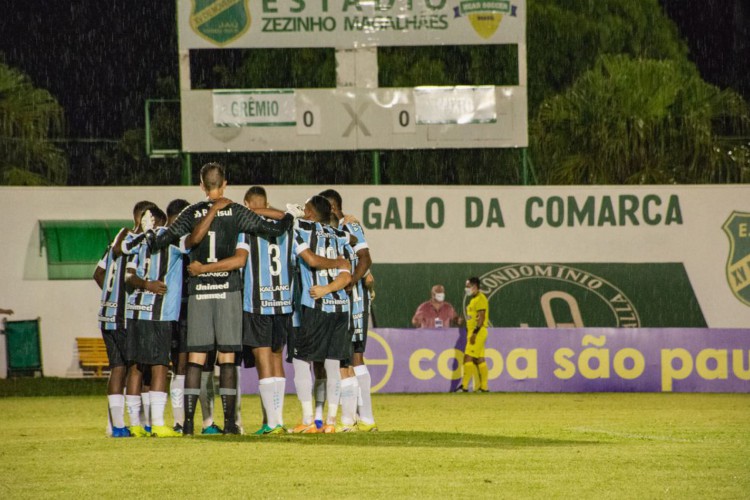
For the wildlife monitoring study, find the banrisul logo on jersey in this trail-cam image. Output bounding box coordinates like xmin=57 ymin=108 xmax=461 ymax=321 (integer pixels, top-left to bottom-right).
xmin=190 ymin=0 xmax=250 ymax=46
xmin=455 ymin=1 xmax=517 ymax=39
xmin=722 ymin=211 xmax=750 ymax=306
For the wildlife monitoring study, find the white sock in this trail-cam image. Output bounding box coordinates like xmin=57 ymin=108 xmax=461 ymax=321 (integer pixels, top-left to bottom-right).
xmin=293 ymin=358 xmax=314 ymax=424
xmin=200 ymin=371 xmax=215 ymax=428
xmin=354 ymin=364 xmax=375 ymax=425
xmin=170 ymin=374 xmax=185 ymax=426
xmin=149 ymin=391 xmax=168 ymax=427
xmin=140 ymin=392 xmax=151 ymax=427
xmin=313 ymin=378 xmax=326 ymax=422
xmin=107 ymin=394 xmax=126 ymax=428
xmin=125 ymin=394 xmax=142 ymax=427
xmin=274 ymin=377 xmax=286 ymax=426
xmin=324 ymin=359 xmax=341 ymax=425
xmin=340 ymin=376 xmax=359 ymax=426
xmin=259 ymin=378 xmax=278 ymax=428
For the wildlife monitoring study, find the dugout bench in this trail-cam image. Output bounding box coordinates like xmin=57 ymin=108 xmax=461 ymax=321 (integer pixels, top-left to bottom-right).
xmin=76 ymin=337 xmax=110 ymax=377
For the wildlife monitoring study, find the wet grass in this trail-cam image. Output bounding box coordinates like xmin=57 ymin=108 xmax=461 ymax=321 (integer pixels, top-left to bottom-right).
xmin=0 ymin=391 xmax=748 ymax=498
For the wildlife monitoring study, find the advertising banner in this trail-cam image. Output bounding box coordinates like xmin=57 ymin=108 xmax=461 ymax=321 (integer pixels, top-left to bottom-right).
xmin=240 ymin=328 xmax=750 ymax=394
xmin=178 ymin=0 xmax=526 ymax=49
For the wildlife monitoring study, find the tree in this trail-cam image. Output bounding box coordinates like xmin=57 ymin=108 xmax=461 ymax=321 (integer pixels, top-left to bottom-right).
xmin=0 ymin=63 xmax=67 ymax=185
xmin=531 ymin=55 xmax=750 ymax=184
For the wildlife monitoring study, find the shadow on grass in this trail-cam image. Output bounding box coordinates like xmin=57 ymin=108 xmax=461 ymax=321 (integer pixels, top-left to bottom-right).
xmin=200 ymin=431 xmax=598 ymax=449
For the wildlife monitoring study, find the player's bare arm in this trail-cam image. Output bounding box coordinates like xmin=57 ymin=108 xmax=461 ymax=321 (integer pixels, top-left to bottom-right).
xmin=125 ymin=270 xmax=167 ymax=295
xmin=251 ymin=207 xmax=286 ymax=220
xmin=309 ymin=270 xmax=351 ymax=299
xmin=350 ymin=247 xmax=372 ymax=284
xmin=342 ymin=214 xmax=360 ymax=225
xmin=93 ymin=266 xmax=105 ymax=290
xmin=298 ymin=248 xmax=349 ymax=270
xmin=187 ymin=248 xmax=249 ymax=276
xmin=111 ymin=227 xmax=131 ymax=258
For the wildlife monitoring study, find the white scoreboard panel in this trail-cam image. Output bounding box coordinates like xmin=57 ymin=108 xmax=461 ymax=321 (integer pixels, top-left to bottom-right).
xmin=177 ymin=0 xmax=528 ymax=152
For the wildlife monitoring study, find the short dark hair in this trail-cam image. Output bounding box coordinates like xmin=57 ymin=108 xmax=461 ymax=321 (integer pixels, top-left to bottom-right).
xmin=468 ymin=276 xmax=481 ymax=288
xmin=147 ymin=206 xmax=168 ymax=227
xmin=319 ymin=189 xmax=343 ymax=210
xmin=245 ymin=186 xmax=267 ymax=203
xmin=132 ymin=200 xmax=157 ymax=219
xmin=308 ymin=195 xmax=332 ymax=223
xmin=166 ymin=199 xmax=190 ymax=218
xmin=200 ymin=162 xmax=225 ymax=190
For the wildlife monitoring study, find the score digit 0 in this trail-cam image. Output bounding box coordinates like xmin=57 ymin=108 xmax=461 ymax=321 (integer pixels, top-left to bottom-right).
xmin=297 ymin=106 xmax=321 ymax=135
xmin=393 ymin=105 xmax=416 ymax=134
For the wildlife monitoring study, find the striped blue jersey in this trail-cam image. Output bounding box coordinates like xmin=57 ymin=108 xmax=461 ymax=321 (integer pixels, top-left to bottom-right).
xmin=125 ymin=227 xmax=187 ymax=322
xmin=97 ymin=228 xmax=130 ymax=330
xmin=293 ymin=219 xmax=351 ymax=313
xmin=291 ymin=268 xmax=302 ymax=328
xmin=338 ymin=220 xmax=370 ymax=315
xmin=242 ymin=223 xmax=295 ymax=315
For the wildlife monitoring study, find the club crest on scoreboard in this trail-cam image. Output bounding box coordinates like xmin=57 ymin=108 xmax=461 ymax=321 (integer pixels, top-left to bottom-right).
xmin=190 ymin=0 xmax=251 ymax=46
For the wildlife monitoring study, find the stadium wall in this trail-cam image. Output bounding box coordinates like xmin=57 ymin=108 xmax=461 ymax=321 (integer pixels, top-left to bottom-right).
xmin=1 ymin=185 xmax=749 ymax=378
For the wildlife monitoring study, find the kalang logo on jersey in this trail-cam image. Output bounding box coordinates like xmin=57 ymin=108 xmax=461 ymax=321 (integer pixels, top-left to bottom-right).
xmin=260 ymin=284 xmax=290 ymax=292
xmin=722 ymin=211 xmax=750 ymax=306
xmin=454 ymin=1 xmax=517 ymax=39
xmin=190 ymin=0 xmax=250 ymax=46
xmin=468 ymin=264 xmax=641 ymax=328
xmin=200 ymin=271 xmax=230 ymax=277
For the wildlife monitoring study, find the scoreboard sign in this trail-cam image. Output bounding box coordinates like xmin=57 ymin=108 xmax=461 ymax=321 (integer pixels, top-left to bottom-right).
xmin=177 ymin=0 xmax=528 ymax=152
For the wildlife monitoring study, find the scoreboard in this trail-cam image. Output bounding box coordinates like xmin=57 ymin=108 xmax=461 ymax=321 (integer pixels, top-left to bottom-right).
xmin=177 ymin=0 xmax=527 ymax=152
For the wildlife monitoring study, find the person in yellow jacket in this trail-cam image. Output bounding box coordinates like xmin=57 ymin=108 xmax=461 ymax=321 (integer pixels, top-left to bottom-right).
xmin=457 ymin=277 xmax=489 ymax=392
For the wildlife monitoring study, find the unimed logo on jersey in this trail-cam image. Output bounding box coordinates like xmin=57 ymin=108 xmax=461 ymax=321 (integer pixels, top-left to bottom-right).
xmin=473 ymin=264 xmax=642 ymax=328
xmin=190 ymin=0 xmax=250 ymax=46
xmin=722 ymin=211 xmax=750 ymax=306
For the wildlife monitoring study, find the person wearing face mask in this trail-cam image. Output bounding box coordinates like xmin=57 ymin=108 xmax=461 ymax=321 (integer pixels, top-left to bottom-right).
xmin=411 ymin=285 xmax=460 ymax=329
xmin=456 ymin=277 xmax=489 ymax=393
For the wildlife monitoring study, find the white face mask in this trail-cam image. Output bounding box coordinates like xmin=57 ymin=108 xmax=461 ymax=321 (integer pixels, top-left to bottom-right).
xmin=465 ymin=287 xmax=474 ymax=296
xmin=434 ymin=293 xmax=445 ymax=302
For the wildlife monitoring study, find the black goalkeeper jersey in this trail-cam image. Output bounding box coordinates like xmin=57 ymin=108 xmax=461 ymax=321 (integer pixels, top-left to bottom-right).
xmin=155 ymin=200 xmax=293 ymax=296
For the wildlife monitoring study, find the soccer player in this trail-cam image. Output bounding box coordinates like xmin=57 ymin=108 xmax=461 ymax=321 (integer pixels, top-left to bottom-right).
xmin=147 ymin=163 xmax=295 ymax=436
xmin=190 ymin=188 xmax=347 ymax=435
xmin=290 ymin=196 xmax=356 ymax=434
xmin=122 ymin=206 xmax=185 ymax=437
xmin=93 ymin=200 xmax=156 ymax=438
xmin=458 ymin=277 xmax=490 ymax=392
xmin=320 ymin=189 xmax=378 ymax=431
xmin=165 ymin=198 xmax=190 ymax=433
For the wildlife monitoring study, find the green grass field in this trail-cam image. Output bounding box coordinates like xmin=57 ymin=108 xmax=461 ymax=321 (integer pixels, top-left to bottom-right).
xmin=0 ymin=380 xmax=748 ymax=498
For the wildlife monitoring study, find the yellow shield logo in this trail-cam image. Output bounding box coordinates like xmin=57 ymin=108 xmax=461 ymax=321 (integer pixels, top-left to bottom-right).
xmin=461 ymin=1 xmax=511 ymax=40
xmin=469 ymin=13 xmax=503 ymax=39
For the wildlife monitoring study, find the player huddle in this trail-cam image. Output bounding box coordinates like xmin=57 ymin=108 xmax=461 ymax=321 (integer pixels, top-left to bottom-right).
xmin=95 ymin=162 xmax=376 ymax=437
